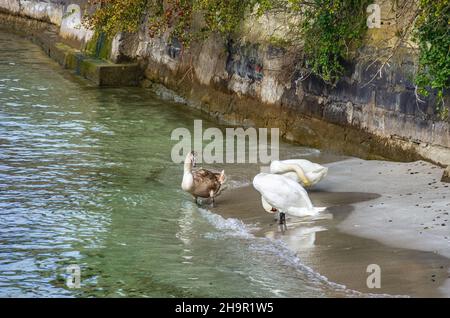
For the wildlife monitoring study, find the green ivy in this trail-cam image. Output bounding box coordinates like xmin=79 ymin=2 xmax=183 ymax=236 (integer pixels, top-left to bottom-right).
xmin=84 ymin=0 xmax=149 ymax=35
xmin=146 ymin=0 xmax=193 ymax=46
xmin=84 ymin=0 xmax=449 ymax=113
xmin=147 ymin=0 xmax=260 ymax=46
xmin=296 ymin=0 xmax=371 ymax=84
xmin=413 ymin=0 xmax=450 ymax=114
xmin=195 ymin=0 xmax=249 ymax=34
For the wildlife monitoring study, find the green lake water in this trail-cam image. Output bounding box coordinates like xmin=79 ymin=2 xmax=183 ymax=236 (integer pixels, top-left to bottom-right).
xmin=0 ymin=30 xmax=354 ymax=297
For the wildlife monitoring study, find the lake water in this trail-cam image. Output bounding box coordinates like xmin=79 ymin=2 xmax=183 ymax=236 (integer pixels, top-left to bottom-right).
xmin=0 ymin=30 xmax=356 ymax=297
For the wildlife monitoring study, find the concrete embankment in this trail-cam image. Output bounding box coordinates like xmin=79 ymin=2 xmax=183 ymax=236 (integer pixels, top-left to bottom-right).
xmin=0 ymin=0 xmax=449 ymax=176
xmin=0 ymin=6 xmax=140 ymax=86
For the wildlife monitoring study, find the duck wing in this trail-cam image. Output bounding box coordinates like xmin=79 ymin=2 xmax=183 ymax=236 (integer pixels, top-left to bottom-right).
xmin=192 ymin=169 xmax=222 ymax=197
xmin=194 ymin=169 xmax=220 ymax=181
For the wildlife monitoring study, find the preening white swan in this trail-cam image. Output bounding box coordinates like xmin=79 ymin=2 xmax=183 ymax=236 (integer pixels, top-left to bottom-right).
xmin=253 ymin=173 xmax=325 ymax=217
xmin=270 ymin=159 xmax=328 ymax=187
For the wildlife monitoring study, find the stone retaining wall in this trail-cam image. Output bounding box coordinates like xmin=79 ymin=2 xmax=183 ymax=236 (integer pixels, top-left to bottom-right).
xmin=1 ymin=0 xmax=449 ymax=170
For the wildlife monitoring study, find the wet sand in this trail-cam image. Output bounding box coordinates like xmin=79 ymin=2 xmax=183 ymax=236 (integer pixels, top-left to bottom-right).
xmin=209 ymin=159 xmax=450 ymax=297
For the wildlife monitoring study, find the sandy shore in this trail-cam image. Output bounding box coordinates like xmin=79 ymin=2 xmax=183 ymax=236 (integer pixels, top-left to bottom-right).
xmin=211 ymin=158 xmax=450 ymax=297
xmin=321 ymin=159 xmax=450 ymax=257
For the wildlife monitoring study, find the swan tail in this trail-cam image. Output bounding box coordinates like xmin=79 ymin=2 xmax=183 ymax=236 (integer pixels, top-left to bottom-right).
xmin=287 ymin=206 xmax=326 ymax=217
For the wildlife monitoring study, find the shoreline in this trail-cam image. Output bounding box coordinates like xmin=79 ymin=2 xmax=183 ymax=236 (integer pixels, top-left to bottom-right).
xmin=212 ymin=158 xmax=450 ymax=297
xmin=323 ymin=159 xmax=450 ymax=259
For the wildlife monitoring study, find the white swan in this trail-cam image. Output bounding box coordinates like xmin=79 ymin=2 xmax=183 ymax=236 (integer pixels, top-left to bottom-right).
xmin=253 ymin=173 xmax=325 ymax=217
xmin=270 ymin=159 xmax=328 ymax=187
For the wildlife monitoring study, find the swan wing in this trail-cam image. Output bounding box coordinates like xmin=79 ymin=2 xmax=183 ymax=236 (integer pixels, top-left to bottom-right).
xmin=280 ymin=171 xmax=300 ymax=182
xmin=253 ymin=173 xmax=314 ymax=213
xmin=305 ymin=167 xmax=328 ymax=186
xmin=271 ymin=159 xmax=328 ymax=185
xmin=282 ymin=159 xmax=327 ymax=174
xmin=192 ymin=169 xmax=222 ymax=197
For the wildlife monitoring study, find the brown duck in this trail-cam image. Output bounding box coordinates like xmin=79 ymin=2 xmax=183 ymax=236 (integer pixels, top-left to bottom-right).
xmin=181 ymin=151 xmax=226 ymax=206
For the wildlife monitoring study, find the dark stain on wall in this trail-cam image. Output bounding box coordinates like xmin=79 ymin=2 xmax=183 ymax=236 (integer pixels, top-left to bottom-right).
xmin=226 ymin=40 xmax=264 ymax=82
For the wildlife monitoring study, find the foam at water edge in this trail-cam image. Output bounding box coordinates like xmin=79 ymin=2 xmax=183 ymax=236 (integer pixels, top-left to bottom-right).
xmin=249 ymin=237 xmax=409 ymax=298
xmin=198 ymin=207 xmax=408 ymax=297
xmin=225 ymin=180 xmax=250 ymax=190
xmin=197 ymin=208 xmax=258 ymax=239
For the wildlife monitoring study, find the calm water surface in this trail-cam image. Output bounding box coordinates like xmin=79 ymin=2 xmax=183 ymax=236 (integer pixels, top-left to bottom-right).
xmin=0 ymin=30 xmax=353 ymax=297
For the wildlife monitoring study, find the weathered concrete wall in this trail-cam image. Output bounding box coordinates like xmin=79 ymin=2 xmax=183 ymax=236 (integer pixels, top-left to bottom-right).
xmin=0 ymin=10 xmax=140 ymax=86
xmin=0 ymin=0 xmax=63 ymax=24
xmin=125 ymin=6 xmax=450 ymax=165
xmin=0 ymin=0 xmax=93 ymax=46
xmin=1 ymin=0 xmax=449 ymax=167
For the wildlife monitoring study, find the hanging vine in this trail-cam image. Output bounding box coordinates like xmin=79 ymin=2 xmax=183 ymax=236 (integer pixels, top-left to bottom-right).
xmin=295 ymin=0 xmax=371 ymax=84
xmin=83 ymin=0 xmax=449 ymax=112
xmin=413 ymin=0 xmax=450 ymax=115
xmin=84 ymin=0 xmax=149 ymax=35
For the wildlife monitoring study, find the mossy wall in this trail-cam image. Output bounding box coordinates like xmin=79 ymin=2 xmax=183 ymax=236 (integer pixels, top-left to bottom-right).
xmin=85 ymin=32 xmax=113 ymax=60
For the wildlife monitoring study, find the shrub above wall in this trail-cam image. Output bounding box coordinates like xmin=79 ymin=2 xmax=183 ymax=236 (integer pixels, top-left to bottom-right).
xmin=82 ymin=0 xmax=449 ymax=116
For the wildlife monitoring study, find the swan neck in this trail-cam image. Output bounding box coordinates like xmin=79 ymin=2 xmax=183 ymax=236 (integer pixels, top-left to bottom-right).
xmin=285 ymin=164 xmax=306 ymax=180
xmin=184 ymin=161 xmax=192 ymax=173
